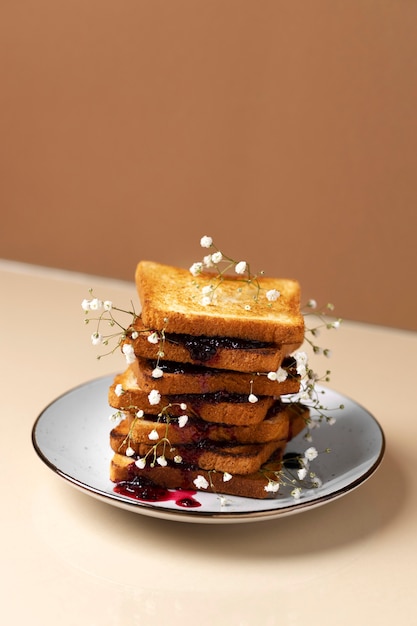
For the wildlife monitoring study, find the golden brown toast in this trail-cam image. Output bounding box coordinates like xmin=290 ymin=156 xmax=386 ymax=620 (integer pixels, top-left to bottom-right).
xmin=110 ymin=403 xmax=308 ymax=476
xmin=136 ymin=261 xmax=304 ymax=344
xmin=123 ymin=317 xmax=301 ymax=374
xmin=112 ymin=439 xmax=284 ymax=476
xmin=132 ymin=356 xmax=300 ymax=396
xmin=109 ymin=367 xmax=277 ymax=426
xmin=110 ymin=449 xmax=287 ymax=499
xmin=110 ymin=402 xmax=294 ymax=453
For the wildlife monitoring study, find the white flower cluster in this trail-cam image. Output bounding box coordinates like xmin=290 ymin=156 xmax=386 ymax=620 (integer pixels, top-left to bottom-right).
xmin=121 ymin=399 xmax=192 ymax=472
xmin=291 ymin=447 xmax=322 ymax=494
xmin=81 ymin=298 xmax=113 ymax=313
xmin=82 ymin=297 xmax=113 ymax=346
xmin=122 ymin=343 xmax=135 ymax=364
xmin=263 ymin=446 xmax=321 ymax=497
xmin=189 ymin=235 xmax=281 ymax=307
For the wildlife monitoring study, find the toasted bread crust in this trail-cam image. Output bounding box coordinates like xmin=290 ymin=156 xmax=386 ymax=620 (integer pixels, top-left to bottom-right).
xmin=110 ymin=404 xmax=308 ymax=476
xmin=109 ymin=368 xmax=277 ymax=426
xmin=110 ymin=451 xmax=286 ymax=499
xmin=136 ymin=261 xmax=304 ymax=343
xmin=110 ymin=403 xmax=292 ymax=453
xmin=132 ymin=357 xmax=300 ymax=396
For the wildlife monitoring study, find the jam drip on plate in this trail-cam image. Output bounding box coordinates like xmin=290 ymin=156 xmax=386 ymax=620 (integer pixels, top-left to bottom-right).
xmin=114 ymin=476 xmax=201 ymax=508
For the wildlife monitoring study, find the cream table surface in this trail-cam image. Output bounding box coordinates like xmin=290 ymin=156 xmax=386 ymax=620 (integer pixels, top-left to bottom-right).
xmin=1 ymin=260 xmax=416 ymax=626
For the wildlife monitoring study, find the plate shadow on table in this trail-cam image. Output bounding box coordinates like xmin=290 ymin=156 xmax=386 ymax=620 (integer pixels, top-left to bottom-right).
xmin=53 ymin=442 xmax=405 ymax=560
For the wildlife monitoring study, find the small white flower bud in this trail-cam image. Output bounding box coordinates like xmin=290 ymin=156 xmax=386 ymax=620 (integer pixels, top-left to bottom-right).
xmin=200 ymin=235 xmax=213 ymax=248
xmin=152 ymin=367 xmax=163 ymax=379
xmin=235 ymin=261 xmax=247 ymax=275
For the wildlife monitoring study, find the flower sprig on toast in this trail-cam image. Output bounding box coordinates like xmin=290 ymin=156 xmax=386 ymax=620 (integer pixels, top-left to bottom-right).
xmin=82 ymin=290 xmax=138 ymax=359
xmin=82 ymin=291 xmax=168 ymax=368
xmin=190 ymin=235 xmax=280 ymax=307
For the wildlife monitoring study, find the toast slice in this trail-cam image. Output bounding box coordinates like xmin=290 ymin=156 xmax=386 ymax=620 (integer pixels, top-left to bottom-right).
xmin=110 ymin=449 xmax=287 ymax=499
xmin=136 ymin=261 xmax=304 ymax=344
xmin=110 ymin=402 xmax=295 ymax=452
xmin=123 ymin=317 xmax=301 ymax=374
xmin=112 ymin=439 xmax=284 ymax=476
xmin=110 ymin=403 xmax=308 ymax=476
xmin=109 ymin=367 xmax=277 ymax=426
xmin=132 ymin=356 xmax=300 ymax=396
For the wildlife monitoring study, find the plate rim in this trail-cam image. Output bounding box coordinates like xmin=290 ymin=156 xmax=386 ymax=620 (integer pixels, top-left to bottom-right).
xmin=31 ymin=374 xmax=386 ymax=524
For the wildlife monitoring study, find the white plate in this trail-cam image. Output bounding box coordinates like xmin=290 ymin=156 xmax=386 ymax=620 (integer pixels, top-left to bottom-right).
xmin=32 ymin=375 xmax=385 ymax=524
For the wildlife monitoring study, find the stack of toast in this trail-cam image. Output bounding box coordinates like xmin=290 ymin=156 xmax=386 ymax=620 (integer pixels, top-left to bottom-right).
xmin=108 ymin=260 xmax=309 ymax=499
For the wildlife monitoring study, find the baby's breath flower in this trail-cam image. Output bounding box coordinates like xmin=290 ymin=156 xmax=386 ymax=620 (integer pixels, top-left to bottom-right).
xmin=131 ymin=331 xmax=139 ymax=340
xmin=267 ymin=371 xmax=277 ymax=381
xmin=291 ymin=487 xmax=302 ymax=499
xmin=264 ymin=481 xmax=280 ymax=493
xmin=294 ymin=351 xmax=308 ymax=377
xmin=276 ymin=367 xmax=288 ymax=382
xmin=201 ymin=296 xmax=212 ymax=307
xmin=109 ymin=411 xmax=122 ymax=423
xmin=304 ymin=447 xmax=318 ymax=462
xmin=136 ymin=409 xmax=144 ymax=418
xmin=193 ymin=475 xmax=209 ymax=490
xmin=151 ymin=367 xmax=163 ymax=379
xmin=211 ymin=251 xmax=223 ymax=264
xmin=266 ymin=289 xmax=280 ymax=302
xmin=174 ymin=455 xmax=183 ymax=464
xmin=148 ymin=429 xmax=159 ymax=441
xmin=200 ymin=235 xmax=213 ymax=248
xmin=103 ymin=300 xmax=112 ymax=311
xmin=91 ymin=332 xmax=103 ymax=345
xmin=122 ymin=343 xmax=136 ymax=364
xmin=235 ymin=261 xmax=247 ymax=275
xmin=89 ymin=298 xmax=102 ymax=311
xmin=190 ymin=262 xmax=203 ymax=276
xmin=307 ymin=299 xmax=317 ymax=309
xmin=297 ymin=467 xmax=308 ymax=480
xmin=81 ymin=298 xmax=91 ymax=311
xmin=201 ymin=285 xmax=214 ymax=295
xmin=223 ymin=472 xmax=232 ymax=482
xmin=248 ymin=393 xmax=258 ymax=404
xmin=178 ymin=415 xmax=189 ymax=428
xmin=311 ymin=475 xmax=323 ymax=488
xmin=148 ymin=389 xmax=161 ymax=406
xmin=125 ymin=446 xmax=135 ymax=457
xmin=180 ymin=403 xmax=187 ymax=411
xmin=147 ymin=332 xmax=159 ymax=344
xmin=156 ymin=455 xmax=167 ymax=467
xmin=244 ymin=304 xmax=251 ymax=311
xmin=115 ymin=384 xmax=124 ymax=397
xmin=135 ymin=458 xmax=146 ymax=469
xmin=203 ymin=254 xmax=213 ymax=267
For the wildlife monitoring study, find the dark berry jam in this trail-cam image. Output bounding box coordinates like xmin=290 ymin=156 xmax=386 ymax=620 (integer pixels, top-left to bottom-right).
xmin=114 ymin=476 xmax=201 ymax=507
xmin=176 ymin=334 xmax=272 ymax=363
xmin=282 ymin=452 xmax=303 ymax=469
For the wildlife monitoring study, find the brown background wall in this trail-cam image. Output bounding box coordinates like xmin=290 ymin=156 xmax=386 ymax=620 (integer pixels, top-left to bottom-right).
xmin=1 ymin=1 xmax=416 ymax=330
